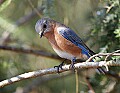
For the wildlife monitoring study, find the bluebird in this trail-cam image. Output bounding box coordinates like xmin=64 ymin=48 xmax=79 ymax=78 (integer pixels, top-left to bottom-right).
xmin=35 ymin=18 xmax=104 ymax=73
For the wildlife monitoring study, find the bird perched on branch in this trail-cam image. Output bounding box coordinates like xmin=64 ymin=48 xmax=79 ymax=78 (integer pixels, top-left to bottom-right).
xmin=35 ymin=18 xmax=104 ymax=73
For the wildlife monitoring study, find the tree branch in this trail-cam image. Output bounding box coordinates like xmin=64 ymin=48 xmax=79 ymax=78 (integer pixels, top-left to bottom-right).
xmin=0 ymin=59 xmax=120 ymax=88
xmin=0 ymin=45 xmax=61 ymax=60
xmin=0 ymin=45 xmax=120 ymax=61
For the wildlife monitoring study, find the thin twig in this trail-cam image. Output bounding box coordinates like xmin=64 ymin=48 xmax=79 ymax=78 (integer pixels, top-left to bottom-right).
xmin=28 ymin=0 xmax=42 ymax=17
xmin=105 ymin=50 xmax=120 ymax=61
xmin=104 ymin=3 xmax=115 ymax=13
xmin=104 ymin=50 xmax=120 ymax=71
xmin=86 ymin=53 xmax=120 ymax=62
xmin=85 ymin=77 xmax=95 ymax=93
xmin=75 ymin=70 xmax=79 ymax=93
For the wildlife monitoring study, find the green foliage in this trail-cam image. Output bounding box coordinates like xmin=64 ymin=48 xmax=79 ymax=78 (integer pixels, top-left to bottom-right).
xmin=91 ymin=0 xmax=120 ymax=52
xmin=114 ymin=28 xmax=120 ymax=38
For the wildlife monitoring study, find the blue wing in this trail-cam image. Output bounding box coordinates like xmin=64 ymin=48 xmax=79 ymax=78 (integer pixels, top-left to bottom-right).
xmin=58 ymin=27 xmax=95 ymax=57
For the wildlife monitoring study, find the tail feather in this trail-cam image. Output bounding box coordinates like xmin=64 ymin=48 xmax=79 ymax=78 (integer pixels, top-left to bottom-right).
xmin=88 ymin=50 xmax=106 ymax=74
xmin=96 ymin=68 xmax=106 ymax=74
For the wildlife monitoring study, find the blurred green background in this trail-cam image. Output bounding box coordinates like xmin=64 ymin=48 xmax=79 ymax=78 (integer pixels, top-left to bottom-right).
xmin=0 ymin=0 xmax=120 ymax=93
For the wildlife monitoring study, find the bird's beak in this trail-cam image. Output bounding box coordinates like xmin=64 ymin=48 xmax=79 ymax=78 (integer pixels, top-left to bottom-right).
xmin=39 ymin=30 xmax=44 ymax=38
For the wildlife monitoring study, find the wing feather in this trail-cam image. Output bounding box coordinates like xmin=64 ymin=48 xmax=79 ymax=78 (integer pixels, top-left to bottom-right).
xmin=57 ymin=27 xmax=95 ymax=57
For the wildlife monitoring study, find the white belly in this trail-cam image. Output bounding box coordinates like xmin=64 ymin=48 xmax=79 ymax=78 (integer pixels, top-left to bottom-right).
xmin=53 ymin=48 xmax=75 ymax=60
xmin=53 ymin=47 xmax=88 ymax=61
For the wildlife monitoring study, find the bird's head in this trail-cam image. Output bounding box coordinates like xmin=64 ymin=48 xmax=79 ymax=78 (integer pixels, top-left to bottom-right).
xmin=35 ymin=18 xmax=54 ymax=38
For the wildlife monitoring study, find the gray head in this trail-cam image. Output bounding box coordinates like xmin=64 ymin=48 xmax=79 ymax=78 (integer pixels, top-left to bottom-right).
xmin=35 ymin=18 xmax=54 ymax=38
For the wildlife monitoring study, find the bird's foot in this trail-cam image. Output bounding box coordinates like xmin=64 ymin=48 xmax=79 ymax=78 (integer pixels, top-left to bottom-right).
xmin=54 ymin=61 xmax=64 ymax=73
xmin=69 ymin=62 xmax=75 ymax=72
xmin=69 ymin=58 xmax=76 ymax=72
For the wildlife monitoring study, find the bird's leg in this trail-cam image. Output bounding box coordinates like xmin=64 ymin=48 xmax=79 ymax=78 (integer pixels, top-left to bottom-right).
xmin=69 ymin=57 xmax=76 ymax=70
xmin=54 ymin=59 xmax=67 ymax=73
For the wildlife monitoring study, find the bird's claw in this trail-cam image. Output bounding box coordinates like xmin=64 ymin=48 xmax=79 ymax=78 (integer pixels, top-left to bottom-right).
xmin=69 ymin=61 xmax=75 ymax=72
xmin=69 ymin=57 xmax=76 ymax=72
xmin=54 ymin=62 xmax=64 ymax=73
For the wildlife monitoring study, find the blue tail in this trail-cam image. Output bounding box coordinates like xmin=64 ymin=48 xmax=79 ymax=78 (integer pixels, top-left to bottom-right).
xmin=78 ymin=44 xmax=106 ymax=74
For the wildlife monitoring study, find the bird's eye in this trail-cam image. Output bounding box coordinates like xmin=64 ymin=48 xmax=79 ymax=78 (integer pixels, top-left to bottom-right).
xmin=43 ymin=24 xmax=47 ymax=30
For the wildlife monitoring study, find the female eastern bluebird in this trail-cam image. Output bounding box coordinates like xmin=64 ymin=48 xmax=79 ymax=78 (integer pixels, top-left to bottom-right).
xmin=35 ymin=18 xmax=104 ymax=73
